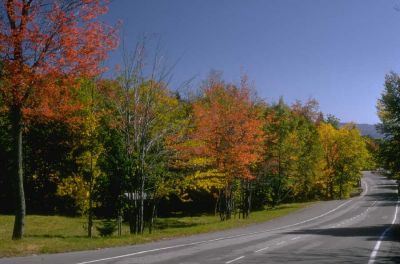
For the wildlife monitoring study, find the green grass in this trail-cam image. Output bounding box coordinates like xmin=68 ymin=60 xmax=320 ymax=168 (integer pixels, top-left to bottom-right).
xmin=0 ymin=202 xmax=314 ymax=257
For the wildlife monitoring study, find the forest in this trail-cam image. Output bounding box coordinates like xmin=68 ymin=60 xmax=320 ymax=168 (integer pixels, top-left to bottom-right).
xmin=0 ymin=0 xmax=376 ymax=243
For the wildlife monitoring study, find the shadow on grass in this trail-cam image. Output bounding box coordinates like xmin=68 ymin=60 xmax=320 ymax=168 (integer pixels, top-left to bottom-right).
xmin=25 ymin=234 xmax=87 ymax=239
xmin=264 ymin=203 xmax=304 ymax=210
xmin=154 ymin=219 xmax=200 ymax=230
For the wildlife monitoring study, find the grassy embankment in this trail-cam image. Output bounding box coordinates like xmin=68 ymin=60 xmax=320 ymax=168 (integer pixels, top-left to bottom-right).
xmin=0 ymin=202 xmax=313 ymax=257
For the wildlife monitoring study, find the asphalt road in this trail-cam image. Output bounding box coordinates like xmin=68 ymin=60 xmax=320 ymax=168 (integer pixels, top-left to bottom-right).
xmin=2 ymin=171 xmax=399 ymax=264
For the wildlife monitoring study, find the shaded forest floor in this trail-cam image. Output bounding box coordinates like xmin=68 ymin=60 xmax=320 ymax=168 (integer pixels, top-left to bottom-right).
xmin=0 ymin=202 xmax=313 ymax=257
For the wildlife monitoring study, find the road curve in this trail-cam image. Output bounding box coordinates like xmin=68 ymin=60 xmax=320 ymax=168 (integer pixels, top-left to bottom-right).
xmin=1 ymin=171 xmax=399 ymax=264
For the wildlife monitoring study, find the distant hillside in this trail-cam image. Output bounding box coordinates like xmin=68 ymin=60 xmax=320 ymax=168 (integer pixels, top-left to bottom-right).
xmin=340 ymin=123 xmax=383 ymax=139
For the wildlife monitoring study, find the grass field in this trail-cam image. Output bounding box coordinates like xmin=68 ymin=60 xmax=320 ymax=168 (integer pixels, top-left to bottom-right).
xmin=0 ymin=202 xmax=314 ymax=257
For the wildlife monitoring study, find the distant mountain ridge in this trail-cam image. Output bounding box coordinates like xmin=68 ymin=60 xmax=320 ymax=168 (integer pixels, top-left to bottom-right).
xmin=339 ymin=123 xmax=383 ymax=139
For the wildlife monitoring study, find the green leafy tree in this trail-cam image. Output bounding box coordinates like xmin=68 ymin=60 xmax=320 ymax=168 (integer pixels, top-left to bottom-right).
xmin=377 ymin=72 xmax=400 ymax=180
xmin=260 ymin=99 xmax=297 ymax=206
xmin=257 ymin=99 xmax=323 ymax=206
xmin=290 ymin=102 xmax=324 ymax=201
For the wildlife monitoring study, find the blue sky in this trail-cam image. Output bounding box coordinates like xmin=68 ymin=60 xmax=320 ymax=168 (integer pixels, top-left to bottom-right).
xmin=102 ymin=0 xmax=400 ymax=124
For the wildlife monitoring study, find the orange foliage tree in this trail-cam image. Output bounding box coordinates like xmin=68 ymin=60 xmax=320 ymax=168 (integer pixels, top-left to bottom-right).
xmin=0 ymin=0 xmax=118 ymax=239
xmin=189 ymin=76 xmax=264 ymax=220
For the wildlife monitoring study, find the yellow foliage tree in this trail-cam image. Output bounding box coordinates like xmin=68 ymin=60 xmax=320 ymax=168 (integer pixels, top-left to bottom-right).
xmin=318 ymin=123 xmax=369 ymax=199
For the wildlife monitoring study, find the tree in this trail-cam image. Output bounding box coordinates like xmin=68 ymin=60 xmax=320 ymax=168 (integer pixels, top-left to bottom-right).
xmin=185 ymin=75 xmax=264 ymax=220
xmin=362 ymin=136 xmax=379 ymax=170
xmin=333 ymin=125 xmax=366 ymax=198
xmin=326 ymin=114 xmax=340 ymax=129
xmin=377 ymin=72 xmax=400 ymax=179
xmin=318 ymin=123 xmax=368 ymax=199
xmin=259 ymin=98 xmax=296 ymax=206
xmin=257 ymin=99 xmax=323 ymax=206
xmin=56 ymin=79 xmax=106 ymax=237
xmin=0 ymin=0 xmax=118 ymax=239
xmin=290 ymin=101 xmax=323 ymax=200
xmin=112 ymin=40 xmax=188 ymax=233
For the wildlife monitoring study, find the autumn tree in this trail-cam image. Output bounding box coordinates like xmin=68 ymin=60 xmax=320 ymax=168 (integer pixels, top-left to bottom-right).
xmin=0 ymin=0 xmax=118 ymax=239
xmin=256 ymin=99 xmax=323 ymax=206
xmin=112 ymin=40 xmax=188 ymax=234
xmin=56 ymin=79 xmax=106 ymax=237
xmin=289 ymin=100 xmax=324 ymax=200
xmin=185 ymin=75 xmax=264 ymax=220
xmin=318 ymin=123 xmax=369 ymax=199
xmin=258 ymin=98 xmax=296 ymax=206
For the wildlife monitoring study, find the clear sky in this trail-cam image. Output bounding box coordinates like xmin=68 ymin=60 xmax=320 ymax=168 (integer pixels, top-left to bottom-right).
xmin=102 ymin=0 xmax=400 ymax=124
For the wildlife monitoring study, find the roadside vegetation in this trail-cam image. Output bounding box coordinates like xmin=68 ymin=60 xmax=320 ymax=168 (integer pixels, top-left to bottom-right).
xmin=0 ymin=0 xmax=375 ymax=257
xmin=0 ymin=202 xmax=312 ymax=256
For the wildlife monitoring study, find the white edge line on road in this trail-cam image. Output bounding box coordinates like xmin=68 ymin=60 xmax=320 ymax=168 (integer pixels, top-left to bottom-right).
xmin=225 ymin=255 xmax=245 ymax=263
xmin=363 ymin=179 xmax=368 ymax=196
xmin=76 ymin=180 xmax=368 ymax=264
xmin=254 ymin=246 xmax=269 ymax=253
xmin=368 ymin=197 xmax=399 ymax=264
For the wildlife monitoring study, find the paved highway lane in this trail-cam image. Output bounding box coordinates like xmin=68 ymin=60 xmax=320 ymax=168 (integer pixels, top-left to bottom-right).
xmin=2 ymin=171 xmax=399 ymax=264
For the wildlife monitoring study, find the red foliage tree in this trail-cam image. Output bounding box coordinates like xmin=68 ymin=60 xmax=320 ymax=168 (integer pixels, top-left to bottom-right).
xmin=0 ymin=0 xmax=118 ymax=239
xmin=191 ymin=76 xmax=264 ymax=219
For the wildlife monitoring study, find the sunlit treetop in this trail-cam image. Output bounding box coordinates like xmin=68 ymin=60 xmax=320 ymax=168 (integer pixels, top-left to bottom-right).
xmin=0 ymin=0 xmax=119 ymax=119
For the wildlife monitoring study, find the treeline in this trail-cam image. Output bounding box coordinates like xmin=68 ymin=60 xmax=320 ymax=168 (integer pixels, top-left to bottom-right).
xmin=0 ymin=68 xmax=373 ymax=236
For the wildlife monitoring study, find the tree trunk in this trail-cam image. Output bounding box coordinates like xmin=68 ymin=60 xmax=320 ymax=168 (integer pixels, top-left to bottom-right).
xmin=328 ymin=178 xmax=334 ymax=199
xmin=139 ymin=161 xmax=145 ymax=234
xmin=11 ymin=106 xmax=25 ymax=240
xmin=129 ymin=197 xmax=137 ymax=234
xmin=139 ymin=190 xmax=144 ymax=234
xmin=241 ymin=180 xmax=251 ymax=219
xmin=88 ymin=199 xmax=93 ymax=237
xmin=88 ymin=153 xmax=93 ymax=238
xmin=148 ymin=198 xmax=157 ymax=234
xmin=218 ymin=189 xmax=226 ymax=221
xmin=214 ymin=191 xmax=220 ymax=216
xmin=225 ymin=186 xmax=232 ymax=220
xmin=129 ymin=207 xmax=135 ymax=234
xmin=135 ymin=206 xmax=139 ymax=234
xmin=118 ymin=211 xmax=122 ymax=236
